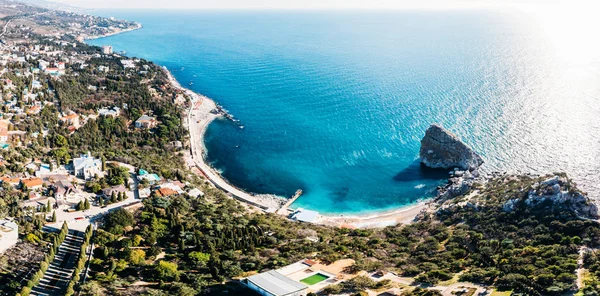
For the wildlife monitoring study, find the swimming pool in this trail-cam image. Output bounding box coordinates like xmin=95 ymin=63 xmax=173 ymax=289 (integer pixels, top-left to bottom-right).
xmin=300 ymin=273 xmax=329 ymax=285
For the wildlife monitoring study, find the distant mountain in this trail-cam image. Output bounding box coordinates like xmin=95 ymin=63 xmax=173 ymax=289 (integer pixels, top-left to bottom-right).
xmin=14 ymin=0 xmax=85 ymax=12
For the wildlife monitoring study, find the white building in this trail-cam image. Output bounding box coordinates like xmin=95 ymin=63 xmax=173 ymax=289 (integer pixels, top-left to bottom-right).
xmin=121 ymin=59 xmax=136 ymax=69
xmin=244 ymin=270 xmax=307 ymax=296
xmin=290 ymin=209 xmax=319 ymax=223
xmin=73 ymin=152 xmax=102 ymax=180
xmin=98 ymin=106 xmax=120 ymax=117
xmin=102 ymin=45 xmax=113 ymax=55
xmin=0 ymin=220 xmax=18 ymax=254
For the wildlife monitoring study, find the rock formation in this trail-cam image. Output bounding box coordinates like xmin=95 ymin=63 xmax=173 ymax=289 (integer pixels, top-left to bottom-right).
xmin=503 ymin=175 xmax=598 ymax=219
xmin=419 ymin=124 xmax=484 ymax=171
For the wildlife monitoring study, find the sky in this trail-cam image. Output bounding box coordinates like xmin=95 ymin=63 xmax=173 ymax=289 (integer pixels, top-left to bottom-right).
xmin=48 ymin=0 xmax=537 ymax=10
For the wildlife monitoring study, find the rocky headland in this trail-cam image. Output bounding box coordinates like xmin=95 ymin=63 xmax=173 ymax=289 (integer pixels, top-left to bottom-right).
xmin=419 ymin=124 xmax=484 ymax=171
xmin=417 ymin=124 xmax=598 ymax=221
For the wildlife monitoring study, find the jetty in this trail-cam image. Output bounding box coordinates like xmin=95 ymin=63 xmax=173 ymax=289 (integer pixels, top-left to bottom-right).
xmin=214 ymin=104 xmax=239 ymax=123
xmin=277 ymin=189 xmax=303 ymax=215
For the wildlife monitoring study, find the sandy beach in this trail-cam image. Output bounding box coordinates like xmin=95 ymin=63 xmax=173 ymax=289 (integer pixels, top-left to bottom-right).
xmin=316 ymin=201 xmax=431 ymax=228
xmin=85 ymin=18 xmax=433 ymax=229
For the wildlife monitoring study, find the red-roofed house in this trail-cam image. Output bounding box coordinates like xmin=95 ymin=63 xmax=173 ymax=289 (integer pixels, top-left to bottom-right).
xmin=1 ymin=176 xmax=20 ymax=187
xmin=60 ymin=113 xmax=79 ymax=126
xmin=21 ymin=178 xmax=43 ymax=189
xmin=154 ymin=187 xmax=177 ymax=197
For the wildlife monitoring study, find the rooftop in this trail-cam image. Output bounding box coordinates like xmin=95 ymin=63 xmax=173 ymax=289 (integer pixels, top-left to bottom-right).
xmin=136 ymin=115 xmax=156 ymax=122
xmin=291 ymin=209 xmax=319 ymax=223
xmin=246 ymin=270 xmax=307 ymax=296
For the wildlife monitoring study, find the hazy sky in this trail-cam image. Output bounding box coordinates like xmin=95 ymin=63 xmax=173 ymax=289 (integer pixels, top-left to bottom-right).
xmin=50 ymin=0 xmax=532 ymax=10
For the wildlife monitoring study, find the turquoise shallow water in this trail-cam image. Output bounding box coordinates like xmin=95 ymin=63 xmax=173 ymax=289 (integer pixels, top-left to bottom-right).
xmin=90 ymin=10 xmax=600 ymax=214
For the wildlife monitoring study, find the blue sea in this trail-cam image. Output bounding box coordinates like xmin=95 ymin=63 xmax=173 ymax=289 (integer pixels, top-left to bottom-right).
xmin=89 ymin=10 xmax=600 ymax=214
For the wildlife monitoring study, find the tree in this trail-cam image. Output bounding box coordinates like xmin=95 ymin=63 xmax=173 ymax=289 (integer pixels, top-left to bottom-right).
xmin=188 ymin=251 xmax=210 ymax=268
xmin=79 ymin=281 xmax=104 ymax=296
xmin=103 ymin=208 xmax=134 ymax=234
xmin=51 ymin=211 xmax=56 ymax=222
xmin=128 ymin=249 xmax=146 ymax=265
xmin=76 ymin=200 xmax=84 ymax=211
xmin=155 ymin=260 xmax=179 ymax=281
xmin=84 ymin=198 xmax=90 ymax=210
xmin=24 ymin=233 xmax=41 ymax=244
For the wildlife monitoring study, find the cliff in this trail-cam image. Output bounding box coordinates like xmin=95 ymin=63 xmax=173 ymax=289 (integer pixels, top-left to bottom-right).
xmin=419 ymin=124 xmax=484 ymax=171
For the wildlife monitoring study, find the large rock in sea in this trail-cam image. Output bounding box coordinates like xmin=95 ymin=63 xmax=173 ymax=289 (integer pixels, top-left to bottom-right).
xmin=419 ymin=124 xmax=483 ymax=171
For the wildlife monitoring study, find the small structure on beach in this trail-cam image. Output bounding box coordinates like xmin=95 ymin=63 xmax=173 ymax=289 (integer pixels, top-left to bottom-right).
xmin=291 ymin=209 xmax=319 ymax=223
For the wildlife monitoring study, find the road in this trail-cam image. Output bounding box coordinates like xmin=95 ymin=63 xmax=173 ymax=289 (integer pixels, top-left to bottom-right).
xmin=368 ymin=272 xmax=490 ymax=296
xmin=0 ymin=20 xmax=11 ymax=38
xmin=46 ymin=191 xmax=138 ymax=232
xmin=31 ymin=230 xmax=83 ymax=296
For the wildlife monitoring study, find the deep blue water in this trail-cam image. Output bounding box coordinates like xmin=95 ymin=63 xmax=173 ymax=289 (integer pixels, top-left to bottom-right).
xmin=89 ymin=10 xmax=600 ymax=214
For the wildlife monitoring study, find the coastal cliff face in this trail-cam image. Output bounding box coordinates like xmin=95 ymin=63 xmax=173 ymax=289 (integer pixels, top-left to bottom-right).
xmin=503 ymin=175 xmax=598 ymax=219
xmin=432 ymin=173 xmax=599 ymax=221
xmin=419 ymin=124 xmax=484 ymax=171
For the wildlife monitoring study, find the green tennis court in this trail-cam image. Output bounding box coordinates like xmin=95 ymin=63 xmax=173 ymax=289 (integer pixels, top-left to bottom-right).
xmin=300 ymin=273 xmax=329 ymax=285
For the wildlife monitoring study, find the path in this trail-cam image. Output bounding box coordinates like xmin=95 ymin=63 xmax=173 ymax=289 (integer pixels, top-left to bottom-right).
xmin=0 ymin=20 xmax=11 ymax=38
xmin=31 ymin=229 xmax=83 ymax=296
xmin=576 ymin=247 xmax=589 ymax=290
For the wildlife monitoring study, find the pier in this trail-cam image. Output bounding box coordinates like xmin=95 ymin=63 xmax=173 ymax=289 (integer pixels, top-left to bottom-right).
xmin=277 ymin=189 xmax=303 ymax=215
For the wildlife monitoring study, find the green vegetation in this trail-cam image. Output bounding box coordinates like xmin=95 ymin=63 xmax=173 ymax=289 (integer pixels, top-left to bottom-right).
xmin=1 ymin=4 xmax=600 ymax=296
xmin=78 ymin=174 xmax=600 ymax=295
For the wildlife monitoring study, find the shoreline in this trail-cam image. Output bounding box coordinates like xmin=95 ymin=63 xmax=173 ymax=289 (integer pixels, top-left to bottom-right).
xmin=92 ymin=26 xmax=430 ymax=229
xmin=316 ymin=201 xmax=432 ymax=228
xmin=84 ymin=23 xmax=142 ymax=41
xmin=168 ymin=67 xmax=430 ymax=228
xmin=164 ymin=68 xmax=289 ymax=211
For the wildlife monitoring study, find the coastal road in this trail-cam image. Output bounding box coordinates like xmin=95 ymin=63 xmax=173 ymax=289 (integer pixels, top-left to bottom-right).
xmin=0 ymin=20 xmax=11 ymax=38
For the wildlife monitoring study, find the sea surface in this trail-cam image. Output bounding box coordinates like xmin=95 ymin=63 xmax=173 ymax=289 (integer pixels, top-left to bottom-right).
xmin=90 ymin=9 xmax=600 ymax=214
